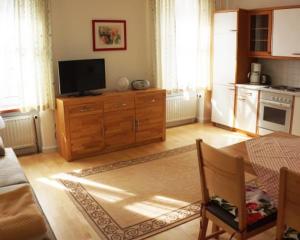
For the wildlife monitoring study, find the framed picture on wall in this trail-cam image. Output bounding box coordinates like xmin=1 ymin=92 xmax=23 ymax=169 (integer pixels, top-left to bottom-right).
xmin=92 ymin=20 xmax=127 ymax=51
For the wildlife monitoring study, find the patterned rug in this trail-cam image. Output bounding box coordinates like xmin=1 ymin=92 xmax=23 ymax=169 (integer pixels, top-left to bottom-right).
xmin=58 ymin=145 xmax=201 ymax=240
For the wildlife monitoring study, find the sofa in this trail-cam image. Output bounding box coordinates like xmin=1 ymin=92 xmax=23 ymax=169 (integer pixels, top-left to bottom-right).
xmin=0 ymin=141 xmax=56 ymax=240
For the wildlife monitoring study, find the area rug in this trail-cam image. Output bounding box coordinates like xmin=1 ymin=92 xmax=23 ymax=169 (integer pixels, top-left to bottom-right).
xmin=58 ymin=144 xmax=202 ymax=240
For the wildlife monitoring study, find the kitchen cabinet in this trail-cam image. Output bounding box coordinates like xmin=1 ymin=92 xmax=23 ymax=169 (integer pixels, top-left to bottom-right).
xmin=249 ymin=11 xmax=272 ymax=57
xmin=292 ymin=97 xmax=300 ymax=136
xmin=212 ymin=10 xmax=249 ymax=128
xmin=213 ymin=12 xmax=237 ymax=85
xmin=272 ymin=8 xmax=300 ymax=57
xmin=235 ymin=87 xmax=259 ymax=134
xmin=211 ymin=85 xmax=235 ymax=127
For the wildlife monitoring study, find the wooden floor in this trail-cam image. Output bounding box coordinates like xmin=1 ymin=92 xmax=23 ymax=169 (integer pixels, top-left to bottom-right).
xmin=19 ymin=123 xmax=275 ymax=240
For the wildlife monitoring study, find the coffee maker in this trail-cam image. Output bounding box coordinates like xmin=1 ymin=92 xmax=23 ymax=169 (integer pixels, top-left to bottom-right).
xmin=248 ymin=63 xmax=261 ymax=85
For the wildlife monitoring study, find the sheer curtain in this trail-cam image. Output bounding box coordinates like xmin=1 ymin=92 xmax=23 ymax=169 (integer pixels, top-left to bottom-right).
xmin=154 ymin=0 xmax=214 ymax=92
xmin=0 ymin=0 xmax=55 ymax=112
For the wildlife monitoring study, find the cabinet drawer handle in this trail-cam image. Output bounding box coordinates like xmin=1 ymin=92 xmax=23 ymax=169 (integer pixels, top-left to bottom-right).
xmin=80 ymin=107 xmax=92 ymax=112
xmin=151 ymin=99 xmax=156 ymax=103
xmin=247 ymin=93 xmax=253 ymax=96
xmin=238 ymin=98 xmax=246 ymax=101
xmin=135 ymin=120 xmax=140 ymax=131
xmin=121 ymin=103 xmax=127 ymax=106
xmin=230 ymin=29 xmax=237 ymax=32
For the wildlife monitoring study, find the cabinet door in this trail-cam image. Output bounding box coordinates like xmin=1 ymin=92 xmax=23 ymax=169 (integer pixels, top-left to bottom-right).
xmin=135 ymin=92 xmax=165 ymax=143
xmin=69 ymin=113 xmax=104 ymax=156
xmin=235 ymin=88 xmax=258 ymax=134
xmin=249 ymin=11 xmax=272 ymax=57
xmin=273 ymin=8 xmax=300 ymax=57
xmin=211 ymin=85 xmax=235 ymax=127
xmin=213 ymin=12 xmax=237 ymax=85
xmin=104 ymin=110 xmax=135 ymax=149
xmin=292 ymin=97 xmax=300 ymax=136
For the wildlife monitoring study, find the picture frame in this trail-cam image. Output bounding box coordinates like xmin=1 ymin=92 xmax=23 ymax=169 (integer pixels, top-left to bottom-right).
xmin=92 ymin=20 xmax=127 ymax=51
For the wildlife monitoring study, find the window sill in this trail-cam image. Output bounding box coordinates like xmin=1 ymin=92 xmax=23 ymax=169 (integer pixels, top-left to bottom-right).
xmin=0 ymin=109 xmax=20 ymax=114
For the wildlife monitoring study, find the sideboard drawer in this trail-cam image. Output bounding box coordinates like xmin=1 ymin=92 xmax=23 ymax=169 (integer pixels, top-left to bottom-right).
xmin=135 ymin=92 xmax=164 ymax=108
xmin=71 ymin=137 xmax=104 ymax=156
xmin=68 ymin=102 xmax=103 ymax=116
xmin=104 ymin=95 xmax=134 ymax=112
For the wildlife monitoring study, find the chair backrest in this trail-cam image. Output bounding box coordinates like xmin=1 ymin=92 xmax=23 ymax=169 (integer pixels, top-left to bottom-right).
xmin=277 ymin=167 xmax=300 ymax=239
xmin=196 ymin=139 xmax=247 ymax=230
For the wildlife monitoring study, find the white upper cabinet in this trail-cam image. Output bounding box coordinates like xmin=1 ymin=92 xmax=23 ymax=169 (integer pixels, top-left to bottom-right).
xmin=272 ymin=8 xmax=300 ymax=57
xmin=213 ymin=12 xmax=237 ymax=85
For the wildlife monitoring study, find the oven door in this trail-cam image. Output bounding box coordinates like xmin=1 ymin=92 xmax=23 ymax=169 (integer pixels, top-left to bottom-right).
xmin=259 ymin=100 xmax=292 ymax=133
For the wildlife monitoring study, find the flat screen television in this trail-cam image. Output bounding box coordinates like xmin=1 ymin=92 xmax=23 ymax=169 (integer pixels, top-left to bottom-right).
xmin=58 ymin=59 xmax=106 ymax=96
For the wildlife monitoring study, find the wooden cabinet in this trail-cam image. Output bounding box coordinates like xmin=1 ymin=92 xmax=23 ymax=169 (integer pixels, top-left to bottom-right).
xmin=249 ymin=10 xmax=272 ymax=57
xmin=56 ymin=89 xmax=166 ymax=161
xmin=272 ymin=8 xmax=300 ymax=57
xmin=135 ymin=91 xmax=166 ymax=143
xmin=235 ymin=87 xmax=259 ymax=134
xmin=292 ymin=97 xmax=300 ymax=136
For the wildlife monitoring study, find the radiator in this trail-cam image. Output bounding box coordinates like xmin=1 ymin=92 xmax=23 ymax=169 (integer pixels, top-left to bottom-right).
xmin=166 ymin=92 xmax=198 ymax=127
xmin=0 ymin=114 xmax=39 ymax=155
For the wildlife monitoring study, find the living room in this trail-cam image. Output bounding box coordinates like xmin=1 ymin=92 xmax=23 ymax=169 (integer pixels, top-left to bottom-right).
xmin=1 ymin=0 xmax=300 ymax=240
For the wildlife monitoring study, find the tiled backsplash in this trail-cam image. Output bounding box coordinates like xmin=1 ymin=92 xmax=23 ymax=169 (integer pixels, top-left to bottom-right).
xmin=258 ymin=59 xmax=300 ymax=87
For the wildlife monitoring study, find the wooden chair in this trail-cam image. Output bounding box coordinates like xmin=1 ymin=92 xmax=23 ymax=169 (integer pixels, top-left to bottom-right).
xmin=276 ymin=167 xmax=300 ymax=240
xmin=196 ymin=139 xmax=277 ymax=240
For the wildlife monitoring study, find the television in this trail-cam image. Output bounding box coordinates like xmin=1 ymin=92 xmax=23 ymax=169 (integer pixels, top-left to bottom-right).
xmin=58 ymin=59 xmax=106 ymax=96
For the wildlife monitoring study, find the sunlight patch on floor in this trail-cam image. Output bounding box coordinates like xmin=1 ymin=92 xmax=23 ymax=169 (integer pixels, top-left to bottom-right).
xmin=37 ymin=177 xmax=67 ymax=190
xmin=153 ymin=195 xmax=189 ymax=207
xmin=52 ymin=173 xmax=136 ymax=196
xmin=89 ymin=190 xmax=124 ymax=203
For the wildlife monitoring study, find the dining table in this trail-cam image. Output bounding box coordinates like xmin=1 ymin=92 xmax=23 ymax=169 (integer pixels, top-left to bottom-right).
xmin=220 ymin=131 xmax=300 ymax=204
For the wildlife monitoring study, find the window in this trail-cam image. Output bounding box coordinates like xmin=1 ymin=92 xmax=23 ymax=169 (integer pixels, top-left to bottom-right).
xmin=0 ymin=0 xmax=54 ymax=112
xmin=154 ymin=0 xmax=213 ymax=91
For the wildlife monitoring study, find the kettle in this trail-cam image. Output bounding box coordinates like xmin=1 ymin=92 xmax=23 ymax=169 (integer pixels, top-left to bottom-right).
xmin=261 ymin=74 xmax=272 ymax=85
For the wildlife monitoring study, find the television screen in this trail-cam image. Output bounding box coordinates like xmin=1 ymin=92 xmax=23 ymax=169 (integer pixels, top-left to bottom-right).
xmin=58 ymin=59 xmax=106 ymax=95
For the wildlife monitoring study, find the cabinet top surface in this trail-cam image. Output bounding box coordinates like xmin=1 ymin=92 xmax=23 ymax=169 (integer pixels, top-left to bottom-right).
xmin=56 ymin=88 xmax=166 ymax=103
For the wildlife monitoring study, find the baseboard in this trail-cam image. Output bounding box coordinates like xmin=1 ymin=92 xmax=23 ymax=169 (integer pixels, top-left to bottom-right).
xmin=42 ymin=145 xmax=58 ymax=153
xmin=197 ymin=118 xmax=211 ymax=124
xmin=166 ymin=118 xmax=197 ymax=128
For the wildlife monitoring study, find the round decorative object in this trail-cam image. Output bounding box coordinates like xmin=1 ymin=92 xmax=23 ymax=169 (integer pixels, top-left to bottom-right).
xmin=131 ymin=80 xmax=150 ymax=90
xmin=116 ymin=77 xmax=130 ymax=91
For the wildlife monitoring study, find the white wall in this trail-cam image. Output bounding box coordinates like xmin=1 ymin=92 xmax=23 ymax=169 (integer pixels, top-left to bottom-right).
xmin=226 ymin=0 xmax=300 ymax=9
xmin=51 ymin=0 xmax=153 ymax=90
xmin=41 ymin=0 xmax=153 ymax=152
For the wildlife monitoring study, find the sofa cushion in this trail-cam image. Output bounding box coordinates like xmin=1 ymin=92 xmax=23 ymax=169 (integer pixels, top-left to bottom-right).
xmin=284 ymin=227 xmax=300 ymax=240
xmin=0 ymin=148 xmax=28 ymax=187
xmin=0 ymin=184 xmax=57 ymax=240
xmin=0 ymin=137 xmax=5 ymax=156
xmin=209 ymin=183 xmax=277 ymax=231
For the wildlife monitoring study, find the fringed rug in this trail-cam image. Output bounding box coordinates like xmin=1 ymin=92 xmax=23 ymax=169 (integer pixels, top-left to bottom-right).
xmin=58 ymin=145 xmax=201 ymax=240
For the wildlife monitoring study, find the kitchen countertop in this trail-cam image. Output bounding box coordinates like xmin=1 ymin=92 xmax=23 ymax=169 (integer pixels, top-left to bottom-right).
xmin=236 ymin=84 xmax=300 ymax=97
xmin=236 ymin=84 xmax=267 ymax=90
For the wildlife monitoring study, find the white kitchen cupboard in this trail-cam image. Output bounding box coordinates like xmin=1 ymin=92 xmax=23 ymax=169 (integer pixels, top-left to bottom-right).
xmin=213 ymin=12 xmax=237 ymax=85
xmin=272 ymin=8 xmax=300 ymax=57
xmin=211 ymin=85 xmax=235 ymax=127
xmin=292 ymin=97 xmax=300 ymax=136
xmin=212 ymin=11 xmax=237 ymax=127
xmin=235 ymin=87 xmax=259 ymax=134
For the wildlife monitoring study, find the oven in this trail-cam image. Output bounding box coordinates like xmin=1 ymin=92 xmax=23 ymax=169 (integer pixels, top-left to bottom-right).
xmin=259 ymin=91 xmax=293 ymax=133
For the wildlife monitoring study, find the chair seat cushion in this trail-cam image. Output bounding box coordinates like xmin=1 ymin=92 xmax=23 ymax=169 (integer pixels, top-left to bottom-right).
xmin=284 ymin=227 xmax=300 ymax=240
xmin=207 ymin=183 xmax=277 ymax=232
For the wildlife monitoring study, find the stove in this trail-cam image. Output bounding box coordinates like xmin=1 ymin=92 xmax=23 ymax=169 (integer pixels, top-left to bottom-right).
xmin=264 ymin=85 xmax=300 ymax=92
